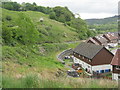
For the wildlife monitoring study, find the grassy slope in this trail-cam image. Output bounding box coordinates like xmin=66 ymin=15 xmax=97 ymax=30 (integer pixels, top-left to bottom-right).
xmin=2 ymin=8 xmax=80 ymax=77
xmin=2 ymin=42 xmax=80 ymax=76
xmin=24 ymin=11 xmax=79 ymax=43
xmin=2 ymin=9 xmax=79 ymax=44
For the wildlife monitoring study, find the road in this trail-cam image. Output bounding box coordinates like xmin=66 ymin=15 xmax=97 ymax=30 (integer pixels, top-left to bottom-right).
xmin=57 ymin=49 xmax=75 ymax=71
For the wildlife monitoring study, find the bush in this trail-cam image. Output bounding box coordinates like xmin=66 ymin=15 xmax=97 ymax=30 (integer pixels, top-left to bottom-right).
xmin=49 ymin=12 xmax=56 ymax=20
xmin=6 ymin=16 xmax=12 ymax=21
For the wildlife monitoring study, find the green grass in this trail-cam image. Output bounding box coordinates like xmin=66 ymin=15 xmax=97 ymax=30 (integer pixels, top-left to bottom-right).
xmin=24 ymin=11 xmax=79 ymax=43
xmin=2 ymin=73 xmax=118 ymax=88
xmin=2 ymin=42 xmax=79 ymax=75
xmin=2 ymin=8 xmax=80 ymax=45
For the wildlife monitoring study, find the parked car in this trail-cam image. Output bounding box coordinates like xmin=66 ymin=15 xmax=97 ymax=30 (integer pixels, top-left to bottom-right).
xmin=64 ymin=56 xmax=71 ymax=59
xmin=61 ymin=61 xmax=65 ymax=65
xmin=67 ymin=70 xmax=79 ymax=77
xmin=72 ymin=63 xmax=81 ymax=70
xmin=108 ymin=45 xmax=114 ymax=48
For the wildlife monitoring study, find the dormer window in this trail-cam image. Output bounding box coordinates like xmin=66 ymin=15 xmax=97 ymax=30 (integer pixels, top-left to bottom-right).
xmin=89 ymin=59 xmax=91 ymax=62
xmin=82 ymin=56 xmax=84 ymax=59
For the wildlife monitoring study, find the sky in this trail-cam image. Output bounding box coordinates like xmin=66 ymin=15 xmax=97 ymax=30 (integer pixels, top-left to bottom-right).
xmin=12 ymin=0 xmax=119 ymax=19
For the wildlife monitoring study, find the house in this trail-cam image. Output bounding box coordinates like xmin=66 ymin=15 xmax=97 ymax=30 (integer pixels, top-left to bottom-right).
xmin=111 ymin=49 xmax=120 ymax=80
xmin=92 ymin=35 xmax=108 ymax=46
xmin=114 ymin=32 xmax=120 ymax=44
xmin=103 ymin=33 xmax=118 ymax=43
xmin=72 ymin=42 xmax=114 ymax=75
xmin=86 ymin=37 xmax=99 ymax=45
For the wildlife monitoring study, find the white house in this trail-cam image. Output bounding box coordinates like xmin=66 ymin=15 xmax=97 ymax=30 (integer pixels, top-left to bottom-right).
xmin=72 ymin=43 xmax=114 ymax=75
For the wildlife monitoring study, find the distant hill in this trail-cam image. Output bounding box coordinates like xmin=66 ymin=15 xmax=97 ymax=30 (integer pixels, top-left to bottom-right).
xmin=86 ymin=15 xmax=118 ymax=25
xmin=85 ymin=15 xmax=118 ymax=33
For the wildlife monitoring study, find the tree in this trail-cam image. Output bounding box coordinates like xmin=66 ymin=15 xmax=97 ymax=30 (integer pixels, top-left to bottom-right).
xmin=24 ymin=3 xmax=34 ymax=11
xmin=52 ymin=6 xmax=74 ymax=23
xmin=49 ymin=12 xmax=56 ymax=20
xmin=33 ymin=2 xmax=37 ymax=6
xmin=2 ymin=24 xmax=13 ymax=45
xmin=2 ymin=2 xmax=21 ymax=11
xmin=67 ymin=18 xmax=91 ymax=39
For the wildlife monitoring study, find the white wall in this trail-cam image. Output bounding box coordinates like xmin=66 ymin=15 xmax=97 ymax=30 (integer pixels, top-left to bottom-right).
xmin=108 ymin=43 xmax=118 ymax=47
xmin=112 ymin=73 xmax=120 ymax=81
xmin=72 ymin=56 xmax=112 ymax=74
xmin=73 ymin=56 xmax=92 ymax=73
xmin=73 ymin=56 xmax=79 ymax=64
xmin=92 ymin=64 xmax=112 ymax=73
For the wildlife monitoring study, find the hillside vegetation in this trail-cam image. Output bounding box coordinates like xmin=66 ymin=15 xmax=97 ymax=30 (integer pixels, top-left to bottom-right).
xmin=2 ymin=9 xmax=79 ymax=46
xmin=2 ymin=2 xmax=96 ymax=46
xmin=86 ymin=16 xmax=118 ymax=33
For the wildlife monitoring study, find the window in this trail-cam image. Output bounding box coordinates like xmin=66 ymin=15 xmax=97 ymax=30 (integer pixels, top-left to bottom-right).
xmin=83 ymin=56 xmax=84 ymax=59
xmin=118 ymin=76 xmax=120 ymax=80
xmin=96 ymin=71 xmax=99 ymax=73
xmin=108 ymin=69 xmax=111 ymax=72
xmin=105 ymin=69 xmax=111 ymax=73
xmin=100 ymin=70 xmax=104 ymax=73
xmin=89 ymin=59 xmax=91 ymax=62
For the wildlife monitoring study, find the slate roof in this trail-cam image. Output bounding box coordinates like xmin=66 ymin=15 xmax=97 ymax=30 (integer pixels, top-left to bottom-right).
xmin=73 ymin=42 xmax=103 ymax=59
xmin=93 ymin=35 xmax=108 ymax=44
xmin=111 ymin=49 xmax=120 ymax=66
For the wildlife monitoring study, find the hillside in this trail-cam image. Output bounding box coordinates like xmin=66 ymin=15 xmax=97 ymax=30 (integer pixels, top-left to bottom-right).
xmin=2 ymin=1 xmax=96 ymax=44
xmin=2 ymin=8 xmax=80 ymax=46
xmin=85 ymin=15 xmax=118 ymax=33
xmin=86 ymin=15 xmax=118 ymax=25
xmin=2 ymin=8 xmax=80 ymax=83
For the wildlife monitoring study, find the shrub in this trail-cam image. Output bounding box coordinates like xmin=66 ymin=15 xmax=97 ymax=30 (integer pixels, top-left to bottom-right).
xmin=6 ymin=16 xmax=12 ymax=21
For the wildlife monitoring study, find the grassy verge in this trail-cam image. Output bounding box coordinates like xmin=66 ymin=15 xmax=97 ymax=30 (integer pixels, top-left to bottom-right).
xmin=2 ymin=73 xmax=118 ymax=88
xmin=2 ymin=42 xmax=79 ymax=77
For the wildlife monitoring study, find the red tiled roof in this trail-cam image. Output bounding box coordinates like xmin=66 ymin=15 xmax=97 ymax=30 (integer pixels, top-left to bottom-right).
xmin=111 ymin=49 xmax=120 ymax=66
xmin=104 ymin=33 xmax=118 ymax=41
xmin=93 ymin=35 xmax=108 ymax=44
xmin=86 ymin=37 xmax=100 ymax=45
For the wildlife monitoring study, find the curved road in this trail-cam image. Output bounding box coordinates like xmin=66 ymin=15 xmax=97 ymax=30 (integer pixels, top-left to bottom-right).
xmin=57 ymin=49 xmax=75 ymax=71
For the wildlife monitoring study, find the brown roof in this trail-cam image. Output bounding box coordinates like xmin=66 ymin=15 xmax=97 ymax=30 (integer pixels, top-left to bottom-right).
xmin=93 ymin=35 xmax=108 ymax=44
xmin=104 ymin=33 xmax=118 ymax=41
xmin=86 ymin=37 xmax=99 ymax=45
xmin=111 ymin=49 xmax=120 ymax=66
